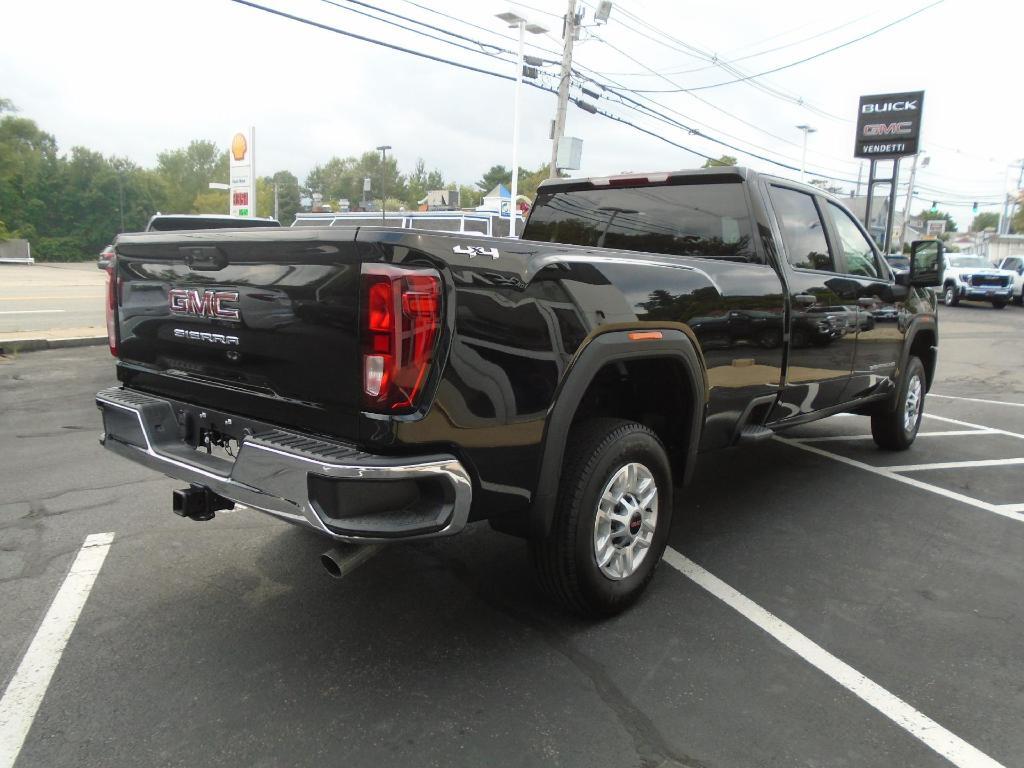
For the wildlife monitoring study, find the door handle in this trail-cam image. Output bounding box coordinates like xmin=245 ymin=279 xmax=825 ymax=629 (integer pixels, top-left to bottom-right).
xmin=793 ymin=293 xmax=816 ymax=307
xmin=857 ymin=297 xmax=878 ymax=308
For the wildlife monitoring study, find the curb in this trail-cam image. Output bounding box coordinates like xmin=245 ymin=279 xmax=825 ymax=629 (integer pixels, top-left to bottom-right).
xmin=0 ymin=336 xmax=107 ymax=355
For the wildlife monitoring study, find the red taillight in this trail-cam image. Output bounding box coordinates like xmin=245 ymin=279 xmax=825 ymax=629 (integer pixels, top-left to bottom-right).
xmin=361 ymin=265 xmax=442 ymax=412
xmin=105 ymin=256 xmax=119 ymax=357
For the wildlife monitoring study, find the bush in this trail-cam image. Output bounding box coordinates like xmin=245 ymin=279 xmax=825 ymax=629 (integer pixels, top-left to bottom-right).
xmin=33 ymin=235 xmax=94 ymax=262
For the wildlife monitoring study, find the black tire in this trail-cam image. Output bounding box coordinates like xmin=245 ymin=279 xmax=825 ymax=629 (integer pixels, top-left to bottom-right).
xmin=943 ymin=285 xmax=959 ymax=307
xmin=871 ymin=356 xmax=927 ymax=451
xmin=992 ymin=300 xmax=1007 ymax=309
xmin=1014 ymin=293 xmax=1023 ymax=306
xmin=530 ymin=418 xmax=673 ymax=617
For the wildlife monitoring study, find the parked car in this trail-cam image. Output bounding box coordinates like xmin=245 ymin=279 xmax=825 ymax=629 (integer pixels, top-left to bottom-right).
xmin=995 ymin=255 xmax=1024 ymax=305
xmin=96 ymin=244 xmax=115 ymax=270
xmin=97 ymin=167 xmax=942 ymax=616
xmin=941 ymin=254 xmax=1015 ymax=308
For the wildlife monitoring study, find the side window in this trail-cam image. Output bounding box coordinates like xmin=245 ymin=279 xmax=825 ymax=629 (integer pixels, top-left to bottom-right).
xmin=770 ymin=186 xmax=834 ymax=272
xmin=826 ymin=202 xmax=883 ymax=279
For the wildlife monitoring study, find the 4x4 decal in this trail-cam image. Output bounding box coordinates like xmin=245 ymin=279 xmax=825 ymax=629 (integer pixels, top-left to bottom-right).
xmin=452 ymin=245 xmax=499 ymax=260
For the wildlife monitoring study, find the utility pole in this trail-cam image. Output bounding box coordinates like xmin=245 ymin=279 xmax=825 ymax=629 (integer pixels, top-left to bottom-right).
xmin=273 ymin=181 xmax=280 ymax=221
xmin=549 ymin=0 xmax=577 ymax=179
xmin=376 ymin=145 xmax=391 ymax=224
xmin=795 ymin=125 xmax=816 ymax=183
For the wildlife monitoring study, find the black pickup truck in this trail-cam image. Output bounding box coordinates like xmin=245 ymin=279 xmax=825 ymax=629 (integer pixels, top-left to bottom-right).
xmin=97 ymin=168 xmax=944 ymax=616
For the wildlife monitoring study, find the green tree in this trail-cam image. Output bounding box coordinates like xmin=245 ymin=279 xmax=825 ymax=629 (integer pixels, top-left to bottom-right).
xmin=970 ymin=211 xmax=999 ymax=232
xmin=702 ymin=155 xmax=737 ymax=168
xmin=264 ymin=170 xmax=301 ymax=223
xmin=306 ymin=151 xmax=406 ymax=210
xmin=155 ymin=140 xmax=227 ymax=213
xmin=476 ymin=164 xmax=511 ymax=191
xmin=916 ymin=208 xmax=958 ymax=233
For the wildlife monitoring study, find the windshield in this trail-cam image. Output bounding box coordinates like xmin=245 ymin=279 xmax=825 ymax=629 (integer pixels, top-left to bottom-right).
xmin=949 ymin=256 xmax=989 ymax=268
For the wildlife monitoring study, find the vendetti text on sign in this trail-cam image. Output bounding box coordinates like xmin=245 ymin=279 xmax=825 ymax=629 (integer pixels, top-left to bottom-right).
xmin=853 ymin=91 xmax=924 ymax=159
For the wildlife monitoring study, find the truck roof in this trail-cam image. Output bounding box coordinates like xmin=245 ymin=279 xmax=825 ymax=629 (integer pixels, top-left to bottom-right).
xmin=537 ymin=166 xmax=755 ymax=193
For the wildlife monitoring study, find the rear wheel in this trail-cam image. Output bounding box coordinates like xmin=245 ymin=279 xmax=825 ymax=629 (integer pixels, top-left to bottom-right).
xmin=530 ymin=418 xmax=673 ymax=617
xmin=871 ymin=356 xmax=926 ymax=451
xmin=943 ymin=285 xmax=959 ymax=307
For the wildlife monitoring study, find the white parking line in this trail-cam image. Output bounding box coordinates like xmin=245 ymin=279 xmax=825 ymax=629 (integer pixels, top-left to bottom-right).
xmin=663 ymin=549 xmax=1007 ymax=768
xmin=794 ymin=429 xmax=996 ymax=443
xmin=0 ymin=310 xmax=66 ymax=315
xmin=0 ymin=533 xmax=114 ymax=768
xmin=886 ymin=458 xmax=1024 ymax=473
xmin=773 ymin=436 xmax=1023 ymax=523
xmin=923 ymin=414 xmax=1024 ymax=441
xmin=931 ymin=394 xmax=1024 ymax=408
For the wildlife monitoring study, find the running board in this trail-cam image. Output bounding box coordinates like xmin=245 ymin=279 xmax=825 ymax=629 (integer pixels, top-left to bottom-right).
xmin=737 ymin=425 xmax=774 ymax=443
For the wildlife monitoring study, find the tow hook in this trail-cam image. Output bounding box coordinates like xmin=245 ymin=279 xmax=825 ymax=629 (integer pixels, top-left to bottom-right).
xmin=172 ymin=485 xmax=235 ymax=521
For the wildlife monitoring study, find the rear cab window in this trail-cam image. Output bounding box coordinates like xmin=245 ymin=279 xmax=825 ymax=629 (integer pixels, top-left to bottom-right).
xmin=522 ymin=179 xmax=761 ymax=264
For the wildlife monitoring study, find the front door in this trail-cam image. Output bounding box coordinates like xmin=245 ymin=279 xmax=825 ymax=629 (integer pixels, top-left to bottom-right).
xmin=821 ymin=199 xmax=906 ymax=401
xmin=766 ymin=184 xmax=857 ymax=419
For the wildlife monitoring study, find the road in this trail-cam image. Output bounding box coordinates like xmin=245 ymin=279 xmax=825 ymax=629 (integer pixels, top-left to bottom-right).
xmin=0 ymin=264 xmax=105 ymax=338
xmin=1 ymin=302 xmax=1022 ymax=768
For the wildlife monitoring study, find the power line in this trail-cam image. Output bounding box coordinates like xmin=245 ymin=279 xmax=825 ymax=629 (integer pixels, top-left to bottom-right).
xmin=630 ymin=0 xmax=945 ymax=93
xmin=317 ymin=0 xmax=518 ymax=62
xmin=230 ymin=0 xmax=523 ymax=82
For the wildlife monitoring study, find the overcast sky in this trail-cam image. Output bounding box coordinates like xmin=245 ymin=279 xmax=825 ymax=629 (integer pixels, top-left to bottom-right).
xmin=3 ymin=0 xmax=1022 ymax=228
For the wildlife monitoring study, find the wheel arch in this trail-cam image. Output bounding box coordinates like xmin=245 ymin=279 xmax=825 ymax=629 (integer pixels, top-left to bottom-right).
xmin=497 ymin=326 xmax=707 ymax=539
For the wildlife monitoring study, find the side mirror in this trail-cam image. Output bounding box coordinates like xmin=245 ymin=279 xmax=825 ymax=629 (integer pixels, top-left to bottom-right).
xmin=909 ymin=240 xmax=944 ymax=288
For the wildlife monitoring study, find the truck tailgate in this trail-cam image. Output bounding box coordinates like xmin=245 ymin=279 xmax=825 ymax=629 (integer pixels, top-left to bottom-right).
xmin=112 ymin=229 xmax=364 ymax=438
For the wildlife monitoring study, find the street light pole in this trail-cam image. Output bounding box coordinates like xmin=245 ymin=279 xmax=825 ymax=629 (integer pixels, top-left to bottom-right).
xmin=376 ymin=145 xmax=391 ymax=224
xmin=498 ymin=12 xmax=547 ymax=237
xmin=796 ymin=124 xmax=816 ymax=183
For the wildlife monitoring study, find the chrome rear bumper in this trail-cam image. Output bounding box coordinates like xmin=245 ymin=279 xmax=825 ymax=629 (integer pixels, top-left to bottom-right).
xmin=96 ymin=387 xmax=472 ymax=542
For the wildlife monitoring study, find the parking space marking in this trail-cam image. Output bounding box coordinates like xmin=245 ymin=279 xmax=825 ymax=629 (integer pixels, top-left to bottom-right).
xmin=663 ymin=549 xmax=1006 ymax=768
xmin=0 ymin=532 xmax=115 ymax=768
xmin=931 ymin=394 xmax=1024 ymax=408
xmin=794 ymin=429 xmax=996 ymax=443
xmin=885 ymin=458 xmax=1024 ymax=473
xmin=923 ymin=414 xmax=1024 ymax=441
xmin=773 ymin=436 xmax=1023 ymax=523
xmin=0 ymin=310 xmax=66 ymax=316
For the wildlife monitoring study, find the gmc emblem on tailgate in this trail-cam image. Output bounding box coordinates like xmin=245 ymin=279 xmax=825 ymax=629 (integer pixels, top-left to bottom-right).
xmin=168 ymin=288 xmax=240 ymax=320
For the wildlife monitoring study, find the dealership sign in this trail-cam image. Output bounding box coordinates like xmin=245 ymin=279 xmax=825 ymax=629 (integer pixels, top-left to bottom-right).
xmin=853 ymin=91 xmax=924 ymax=159
xmin=229 ymin=128 xmax=256 ymax=217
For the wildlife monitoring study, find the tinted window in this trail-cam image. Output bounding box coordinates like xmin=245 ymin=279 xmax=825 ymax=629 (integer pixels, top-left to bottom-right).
xmin=523 ymin=182 xmax=759 ymax=263
xmin=826 ymin=201 xmax=882 ymax=278
xmin=148 ymin=216 xmax=279 ymax=231
xmin=1002 ymin=257 xmax=1021 ymax=271
xmin=463 ymin=219 xmax=489 ymax=234
xmin=770 ymin=187 xmax=834 ymax=272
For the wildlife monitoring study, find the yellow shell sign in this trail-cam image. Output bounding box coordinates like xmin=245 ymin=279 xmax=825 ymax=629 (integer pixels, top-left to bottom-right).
xmin=231 ymin=132 xmax=248 ymax=162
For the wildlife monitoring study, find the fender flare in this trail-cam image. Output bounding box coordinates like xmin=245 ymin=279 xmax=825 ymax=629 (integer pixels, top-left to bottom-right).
xmin=523 ymin=328 xmax=707 ymax=539
xmin=892 ymin=315 xmax=939 ymax=407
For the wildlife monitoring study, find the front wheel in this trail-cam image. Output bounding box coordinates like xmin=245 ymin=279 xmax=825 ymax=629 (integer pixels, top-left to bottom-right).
xmin=943 ymin=285 xmax=959 ymax=307
xmin=1013 ymin=293 xmax=1023 ymax=306
xmin=871 ymin=356 xmax=926 ymax=451
xmin=530 ymin=418 xmax=673 ymax=617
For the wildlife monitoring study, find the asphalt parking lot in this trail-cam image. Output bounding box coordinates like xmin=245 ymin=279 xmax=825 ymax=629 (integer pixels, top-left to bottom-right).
xmin=1 ymin=301 xmax=1022 ymax=768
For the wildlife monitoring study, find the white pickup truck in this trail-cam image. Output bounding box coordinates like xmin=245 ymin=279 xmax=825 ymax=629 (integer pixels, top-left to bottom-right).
xmin=941 ymin=254 xmax=1015 ymax=309
xmin=995 ymin=255 xmax=1024 ymax=306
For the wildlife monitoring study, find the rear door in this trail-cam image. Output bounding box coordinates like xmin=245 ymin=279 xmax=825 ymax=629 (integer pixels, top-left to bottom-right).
xmin=765 ymin=184 xmax=857 ymax=418
xmin=821 ymin=200 xmax=905 ymax=401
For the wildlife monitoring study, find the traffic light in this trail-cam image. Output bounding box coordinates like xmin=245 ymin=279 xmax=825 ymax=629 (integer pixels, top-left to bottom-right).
xmin=972 ymin=201 xmax=979 ymax=214
xmin=930 ymin=201 xmax=938 ymax=213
